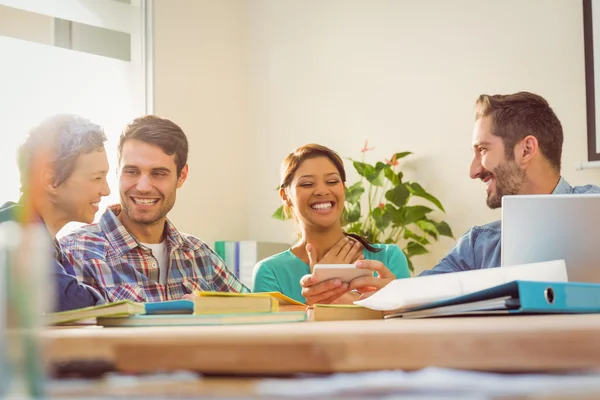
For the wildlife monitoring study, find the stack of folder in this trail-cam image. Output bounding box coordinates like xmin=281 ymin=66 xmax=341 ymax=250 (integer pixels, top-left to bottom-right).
xmin=385 ymin=280 xmax=600 ymax=319
xmin=45 ymin=291 xmax=308 ymax=327
xmin=354 ymin=260 xmax=600 ymax=319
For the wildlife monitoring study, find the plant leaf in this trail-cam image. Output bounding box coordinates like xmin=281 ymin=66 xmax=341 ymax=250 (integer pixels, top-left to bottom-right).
xmin=385 ymin=184 xmax=410 ymax=208
xmin=372 ymin=206 xmax=392 ymax=231
xmin=406 ymin=241 xmax=428 ymax=257
xmin=375 ymin=161 xmax=387 ymax=171
xmin=272 ymin=206 xmax=288 ymax=220
xmin=344 ymin=201 xmax=361 ymax=224
xmin=353 ymin=160 xmax=376 ymax=178
xmin=347 ymin=222 xmax=362 ymax=235
xmin=403 ymin=228 xmax=430 ymax=245
xmin=393 ymin=151 xmax=412 ymax=160
xmin=416 ymin=220 xmax=439 ymax=236
xmin=406 ymin=182 xmax=445 ymax=212
xmin=345 ymin=181 xmax=365 ymax=203
xmin=384 ymin=167 xmax=400 ymax=186
xmin=405 ymin=256 xmax=414 ymax=273
xmin=371 ymin=207 xmax=383 ymax=228
xmin=365 ymin=229 xmax=377 ymax=243
xmin=366 ymin=168 xmax=385 ymax=187
xmin=432 ymin=220 xmax=454 ymax=238
xmin=387 ymin=206 xmax=405 ymax=226
xmin=384 ymin=204 xmax=403 ymax=227
xmin=403 ymin=205 xmax=433 ymax=225
xmin=384 ymin=204 xmax=399 ymax=214
xmin=424 ymin=230 xmax=438 ymax=240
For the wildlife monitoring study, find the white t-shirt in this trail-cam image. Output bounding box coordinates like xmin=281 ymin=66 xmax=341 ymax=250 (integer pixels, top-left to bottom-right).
xmin=141 ymin=240 xmax=169 ymax=285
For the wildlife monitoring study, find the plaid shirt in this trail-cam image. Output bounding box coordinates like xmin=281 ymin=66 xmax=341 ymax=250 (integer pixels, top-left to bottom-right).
xmin=59 ymin=205 xmax=249 ymax=303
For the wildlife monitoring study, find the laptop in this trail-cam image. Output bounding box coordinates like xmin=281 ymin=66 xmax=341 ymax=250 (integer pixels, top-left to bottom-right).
xmin=501 ymin=194 xmax=600 ymax=283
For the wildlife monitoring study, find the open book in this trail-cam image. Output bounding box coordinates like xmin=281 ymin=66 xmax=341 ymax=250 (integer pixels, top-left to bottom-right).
xmin=354 ymin=260 xmax=567 ymax=311
xmin=45 ymin=300 xmax=145 ymax=326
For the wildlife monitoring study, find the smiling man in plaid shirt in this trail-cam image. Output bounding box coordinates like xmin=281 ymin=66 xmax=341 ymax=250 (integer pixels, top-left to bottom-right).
xmin=60 ymin=116 xmax=249 ymax=302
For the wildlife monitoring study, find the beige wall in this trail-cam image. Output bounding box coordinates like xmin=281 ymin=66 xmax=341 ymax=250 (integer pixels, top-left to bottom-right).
xmin=154 ymin=0 xmax=249 ymax=245
xmin=155 ymin=0 xmax=600 ymax=274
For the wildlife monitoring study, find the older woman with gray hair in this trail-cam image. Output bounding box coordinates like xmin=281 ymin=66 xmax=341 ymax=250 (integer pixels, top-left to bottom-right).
xmin=0 ymin=114 xmax=111 ymax=312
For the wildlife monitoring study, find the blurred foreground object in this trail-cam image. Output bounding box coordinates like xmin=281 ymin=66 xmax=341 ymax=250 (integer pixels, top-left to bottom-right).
xmin=1 ymin=222 xmax=53 ymax=398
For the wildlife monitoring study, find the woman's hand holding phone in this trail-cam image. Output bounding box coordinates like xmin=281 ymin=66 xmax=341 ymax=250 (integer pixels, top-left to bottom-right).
xmin=300 ymin=237 xmax=364 ymax=305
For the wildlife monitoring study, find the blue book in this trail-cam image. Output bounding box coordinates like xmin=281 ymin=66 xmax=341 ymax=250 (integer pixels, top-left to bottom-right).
xmin=387 ymin=280 xmax=600 ymax=319
xmin=144 ymin=300 xmax=194 ymax=315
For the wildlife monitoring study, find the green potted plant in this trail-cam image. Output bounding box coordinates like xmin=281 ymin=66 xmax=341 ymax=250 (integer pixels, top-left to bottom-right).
xmin=273 ymin=141 xmax=454 ymax=272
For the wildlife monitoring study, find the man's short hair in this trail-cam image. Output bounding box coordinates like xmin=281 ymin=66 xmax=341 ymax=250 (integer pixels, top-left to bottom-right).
xmin=118 ymin=115 xmax=189 ymax=177
xmin=474 ymin=91 xmax=563 ymax=171
xmin=18 ymin=114 xmax=107 ymax=194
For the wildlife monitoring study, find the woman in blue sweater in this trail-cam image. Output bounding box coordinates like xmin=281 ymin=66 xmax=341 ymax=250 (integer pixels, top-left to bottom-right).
xmin=253 ymin=144 xmax=410 ymax=305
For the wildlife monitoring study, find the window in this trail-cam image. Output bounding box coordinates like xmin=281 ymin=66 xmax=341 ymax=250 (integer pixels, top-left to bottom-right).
xmin=0 ymin=0 xmax=152 ymax=234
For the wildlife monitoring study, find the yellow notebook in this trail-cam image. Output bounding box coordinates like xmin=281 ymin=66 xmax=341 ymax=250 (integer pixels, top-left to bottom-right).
xmin=307 ymin=304 xmax=383 ymax=321
xmin=193 ymin=291 xmax=305 ymax=306
xmin=262 ymin=292 xmax=306 ymax=306
xmin=44 ymin=300 xmax=145 ymax=326
xmin=193 ymin=294 xmax=278 ymax=314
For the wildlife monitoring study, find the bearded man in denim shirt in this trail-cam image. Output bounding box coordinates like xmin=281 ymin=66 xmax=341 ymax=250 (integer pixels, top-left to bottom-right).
xmin=420 ymin=91 xmax=600 ymax=276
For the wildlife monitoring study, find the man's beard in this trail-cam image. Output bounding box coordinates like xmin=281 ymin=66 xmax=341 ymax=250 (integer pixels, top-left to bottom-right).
xmin=484 ymin=161 xmax=526 ymax=209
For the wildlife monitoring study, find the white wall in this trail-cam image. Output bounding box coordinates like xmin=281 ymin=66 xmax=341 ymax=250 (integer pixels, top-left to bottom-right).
xmin=154 ymin=0 xmax=249 ymax=245
xmin=155 ymin=0 xmax=600 ymax=274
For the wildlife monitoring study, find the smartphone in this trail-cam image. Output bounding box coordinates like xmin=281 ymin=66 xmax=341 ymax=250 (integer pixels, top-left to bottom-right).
xmin=312 ymin=264 xmax=373 ymax=283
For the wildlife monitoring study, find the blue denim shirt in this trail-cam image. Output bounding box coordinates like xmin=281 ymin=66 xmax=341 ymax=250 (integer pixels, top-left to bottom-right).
xmin=419 ymin=177 xmax=600 ymax=276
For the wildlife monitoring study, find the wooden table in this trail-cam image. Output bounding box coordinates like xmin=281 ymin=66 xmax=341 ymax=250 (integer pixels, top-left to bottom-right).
xmin=43 ymin=314 xmax=600 ymax=374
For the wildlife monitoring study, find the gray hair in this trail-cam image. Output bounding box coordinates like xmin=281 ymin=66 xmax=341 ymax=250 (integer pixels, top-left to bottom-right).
xmin=17 ymin=114 xmax=107 ymax=194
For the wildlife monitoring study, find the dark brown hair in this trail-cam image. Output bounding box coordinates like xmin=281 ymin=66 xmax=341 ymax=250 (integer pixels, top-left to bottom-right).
xmin=474 ymin=92 xmax=563 ymax=171
xmin=118 ymin=115 xmax=189 ymax=177
xmin=280 ymin=143 xmax=381 ymax=253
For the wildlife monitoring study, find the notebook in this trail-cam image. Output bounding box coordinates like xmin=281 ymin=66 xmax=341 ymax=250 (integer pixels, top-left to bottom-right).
xmin=45 ymin=300 xmax=145 ymax=325
xmin=144 ymin=296 xmax=279 ymax=315
xmin=144 ymin=299 xmax=194 ymax=315
xmin=97 ymin=311 xmax=307 ymax=327
xmin=193 ymin=294 xmax=277 ymax=314
xmin=193 ymin=290 xmax=305 ymax=306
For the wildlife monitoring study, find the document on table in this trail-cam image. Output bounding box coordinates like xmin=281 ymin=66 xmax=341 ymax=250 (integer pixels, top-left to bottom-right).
xmin=256 ymin=367 xmax=600 ymax=398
